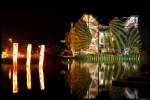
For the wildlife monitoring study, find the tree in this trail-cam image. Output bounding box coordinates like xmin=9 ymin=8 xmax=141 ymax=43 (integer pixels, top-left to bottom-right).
xmin=66 ymin=16 xmax=92 ymax=56
xmin=108 ymin=17 xmax=127 ymax=52
xmin=125 ymin=26 xmax=142 ymax=54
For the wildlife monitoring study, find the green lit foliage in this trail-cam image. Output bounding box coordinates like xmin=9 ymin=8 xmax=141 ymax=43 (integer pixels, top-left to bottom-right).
xmin=108 ymin=17 xmax=127 ymax=52
xmin=108 ymin=17 xmax=142 ymax=54
xmin=126 ymin=26 xmax=142 ymax=54
xmin=66 ymin=18 xmax=92 ymax=54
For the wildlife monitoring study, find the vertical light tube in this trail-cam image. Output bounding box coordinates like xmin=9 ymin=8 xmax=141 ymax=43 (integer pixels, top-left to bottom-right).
xmin=39 ymin=45 xmax=45 ymax=90
xmin=26 ymin=44 xmax=32 ymax=89
xmin=13 ymin=43 xmax=18 ymax=93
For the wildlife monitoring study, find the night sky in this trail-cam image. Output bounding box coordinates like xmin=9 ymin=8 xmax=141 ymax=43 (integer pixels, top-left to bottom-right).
xmin=1 ymin=8 xmax=73 ymax=44
xmin=1 ymin=1 xmax=149 ymax=51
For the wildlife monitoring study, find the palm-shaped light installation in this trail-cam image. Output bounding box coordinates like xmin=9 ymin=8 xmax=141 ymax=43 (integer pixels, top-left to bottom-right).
xmin=66 ymin=14 xmax=142 ymax=56
xmin=67 ymin=15 xmax=92 ymax=56
xmin=126 ymin=27 xmax=142 ymax=53
xmin=108 ymin=17 xmax=127 ymax=53
xmin=82 ymin=14 xmax=99 ymax=53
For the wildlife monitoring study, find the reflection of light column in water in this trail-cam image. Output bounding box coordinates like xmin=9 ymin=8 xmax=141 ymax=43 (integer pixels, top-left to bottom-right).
xmin=39 ymin=45 xmax=45 ymax=90
xmin=9 ymin=68 xmax=11 ymax=80
xmin=26 ymin=44 xmax=32 ymax=89
xmin=13 ymin=43 xmax=18 ymax=93
xmin=67 ymin=59 xmax=70 ymax=70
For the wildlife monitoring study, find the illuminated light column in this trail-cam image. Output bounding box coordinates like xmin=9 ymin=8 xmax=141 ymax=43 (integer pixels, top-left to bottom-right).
xmin=26 ymin=44 xmax=32 ymax=89
xmin=12 ymin=43 xmax=18 ymax=93
xmin=39 ymin=45 xmax=45 ymax=90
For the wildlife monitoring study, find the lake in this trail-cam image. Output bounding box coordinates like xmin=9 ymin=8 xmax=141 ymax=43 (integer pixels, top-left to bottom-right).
xmin=1 ymin=56 xmax=149 ymax=99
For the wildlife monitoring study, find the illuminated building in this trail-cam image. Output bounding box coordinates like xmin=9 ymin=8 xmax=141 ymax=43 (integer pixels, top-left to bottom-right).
xmin=65 ymin=14 xmax=141 ymax=56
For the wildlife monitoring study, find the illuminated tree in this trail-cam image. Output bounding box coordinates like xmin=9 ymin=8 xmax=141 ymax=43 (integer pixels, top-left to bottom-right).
xmin=66 ymin=18 xmax=92 ymax=56
xmin=82 ymin=14 xmax=99 ymax=53
xmin=125 ymin=26 xmax=142 ymax=54
xmin=108 ymin=17 xmax=127 ymax=52
xmin=66 ymin=15 xmax=142 ymax=55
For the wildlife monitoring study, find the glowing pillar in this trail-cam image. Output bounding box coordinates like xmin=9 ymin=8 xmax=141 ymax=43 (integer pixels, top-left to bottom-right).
xmin=39 ymin=45 xmax=45 ymax=90
xmin=12 ymin=43 xmax=18 ymax=93
xmin=26 ymin=44 xmax=32 ymax=89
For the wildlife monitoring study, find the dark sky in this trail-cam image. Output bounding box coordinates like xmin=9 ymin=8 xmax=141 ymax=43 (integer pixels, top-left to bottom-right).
xmin=1 ymin=8 xmax=74 ymax=44
xmin=1 ymin=7 xmax=105 ymax=45
xmin=1 ymin=1 xmax=149 ymax=51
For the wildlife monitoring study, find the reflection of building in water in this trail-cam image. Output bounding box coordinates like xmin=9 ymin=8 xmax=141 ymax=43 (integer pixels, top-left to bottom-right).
xmin=9 ymin=69 xmax=11 ymax=80
xmin=87 ymin=62 xmax=139 ymax=99
xmin=66 ymin=60 xmax=92 ymax=98
xmin=66 ymin=61 xmax=139 ymax=99
xmin=84 ymin=63 xmax=114 ymax=99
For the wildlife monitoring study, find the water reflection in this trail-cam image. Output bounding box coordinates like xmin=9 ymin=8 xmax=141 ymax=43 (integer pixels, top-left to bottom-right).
xmin=9 ymin=68 xmax=11 ymax=80
xmin=12 ymin=43 xmax=18 ymax=93
xmin=65 ymin=60 xmax=140 ymax=99
xmin=1 ymin=44 xmax=46 ymax=94
xmin=66 ymin=60 xmax=92 ymax=98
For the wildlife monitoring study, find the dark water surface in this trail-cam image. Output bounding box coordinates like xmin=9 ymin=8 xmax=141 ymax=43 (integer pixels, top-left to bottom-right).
xmin=1 ymin=56 xmax=149 ymax=99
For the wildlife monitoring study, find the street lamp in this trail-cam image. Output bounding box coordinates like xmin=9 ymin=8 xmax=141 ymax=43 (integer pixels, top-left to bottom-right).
xmin=9 ymin=38 xmax=12 ymax=43
xmin=8 ymin=38 xmax=13 ymax=58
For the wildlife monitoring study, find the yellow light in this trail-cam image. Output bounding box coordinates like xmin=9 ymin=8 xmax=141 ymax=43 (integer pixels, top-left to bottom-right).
xmin=9 ymin=68 xmax=11 ymax=80
xmin=9 ymin=38 xmax=12 ymax=43
xmin=26 ymin=44 xmax=32 ymax=89
xmin=67 ymin=59 xmax=70 ymax=70
xmin=2 ymin=49 xmax=9 ymax=59
xmin=39 ymin=45 xmax=45 ymax=90
xmin=12 ymin=43 xmax=18 ymax=93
